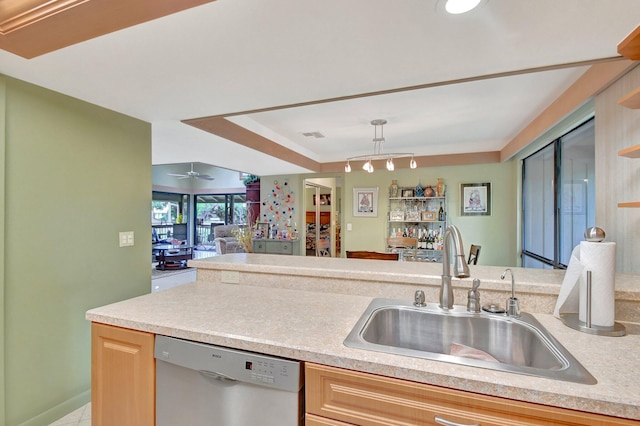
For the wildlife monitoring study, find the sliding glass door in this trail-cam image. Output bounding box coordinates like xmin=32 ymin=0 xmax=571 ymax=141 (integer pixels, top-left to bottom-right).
xmin=522 ymin=118 xmax=594 ymax=269
xmin=194 ymin=193 xmax=246 ymax=246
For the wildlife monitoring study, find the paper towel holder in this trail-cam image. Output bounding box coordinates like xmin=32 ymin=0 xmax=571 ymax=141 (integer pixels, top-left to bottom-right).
xmin=559 ymin=270 xmax=626 ymax=337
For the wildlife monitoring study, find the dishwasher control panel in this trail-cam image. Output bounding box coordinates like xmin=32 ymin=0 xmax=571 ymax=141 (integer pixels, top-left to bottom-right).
xmin=155 ymin=335 xmax=302 ymax=393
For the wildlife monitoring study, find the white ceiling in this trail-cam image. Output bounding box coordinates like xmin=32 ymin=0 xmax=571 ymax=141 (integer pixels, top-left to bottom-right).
xmin=1 ymin=0 xmax=639 ymax=175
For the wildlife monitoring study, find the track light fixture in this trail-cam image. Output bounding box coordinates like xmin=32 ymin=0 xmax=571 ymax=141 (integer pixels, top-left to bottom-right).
xmin=344 ymin=119 xmax=417 ymax=173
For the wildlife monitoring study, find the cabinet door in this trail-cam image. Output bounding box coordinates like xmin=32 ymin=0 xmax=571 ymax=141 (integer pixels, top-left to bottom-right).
xmin=92 ymin=323 xmax=155 ymax=426
xmin=306 ymin=363 xmax=637 ymax=426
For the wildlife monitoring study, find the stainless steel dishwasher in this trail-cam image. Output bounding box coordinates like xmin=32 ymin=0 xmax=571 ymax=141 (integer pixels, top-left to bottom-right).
xmin=155 ymin=335 xmax=304 ymax=426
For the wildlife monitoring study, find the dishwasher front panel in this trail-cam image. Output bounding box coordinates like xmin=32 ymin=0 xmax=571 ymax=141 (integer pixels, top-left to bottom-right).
xmin=155 ymin=335 xmax=303 ymax=426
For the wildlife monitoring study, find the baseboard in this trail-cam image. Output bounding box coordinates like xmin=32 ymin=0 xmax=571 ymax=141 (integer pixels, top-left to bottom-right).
xmin=17 ymin=389 xmax=90 ymax=426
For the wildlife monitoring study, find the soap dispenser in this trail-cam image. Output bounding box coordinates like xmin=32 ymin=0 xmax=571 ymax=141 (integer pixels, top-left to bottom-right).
xmin=467 ymin=278 xmax=481 ymax=313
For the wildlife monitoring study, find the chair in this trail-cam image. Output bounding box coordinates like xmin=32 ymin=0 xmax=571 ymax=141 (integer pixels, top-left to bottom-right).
xmin=387 ymin=237 xmax=418 ymax=261
xmin=213 ymin=225 xmax=246 ymax=254
xmin=346 ymin=251 xmax=399 ymax=261
xmin=467 ymin=244 xmax=481 ymax=265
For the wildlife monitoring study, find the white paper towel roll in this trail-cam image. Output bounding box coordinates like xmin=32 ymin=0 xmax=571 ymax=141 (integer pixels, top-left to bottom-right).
xmin=578 ymin=241 xmax=616 ymax=326
xmin=553 ymin=241 xmax=617 ymax=327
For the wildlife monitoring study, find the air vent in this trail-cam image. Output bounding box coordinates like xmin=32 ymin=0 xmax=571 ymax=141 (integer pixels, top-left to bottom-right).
xmin=302 ymin=131 xmax=325 ymax=138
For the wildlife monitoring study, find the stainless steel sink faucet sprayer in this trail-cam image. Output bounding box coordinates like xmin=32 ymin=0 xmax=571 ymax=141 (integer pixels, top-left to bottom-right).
xmin=501 ymin=268 xmax=520 ymax=317
xmin=440 ymin=225 xmax=470 ymax=309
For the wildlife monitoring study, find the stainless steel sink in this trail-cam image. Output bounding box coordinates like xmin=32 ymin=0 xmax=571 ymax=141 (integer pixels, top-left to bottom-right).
xmin=344 ymin=298 xmax=596 ymax=384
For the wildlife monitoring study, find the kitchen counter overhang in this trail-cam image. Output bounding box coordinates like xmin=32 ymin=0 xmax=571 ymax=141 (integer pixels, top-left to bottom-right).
xmin=87 ymin=254 xmax=640 ymax=420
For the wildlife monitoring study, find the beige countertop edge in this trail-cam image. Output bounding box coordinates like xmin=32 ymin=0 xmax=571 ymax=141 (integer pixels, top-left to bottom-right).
xmin=189 ymin=254 xmax=640 ymax=300
xmin=86 ymin=283 xmax=640 ymax=421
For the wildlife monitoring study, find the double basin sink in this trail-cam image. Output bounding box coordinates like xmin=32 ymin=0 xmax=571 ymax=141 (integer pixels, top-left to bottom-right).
xmin=344 ymin=298 xmax=596 ymax=384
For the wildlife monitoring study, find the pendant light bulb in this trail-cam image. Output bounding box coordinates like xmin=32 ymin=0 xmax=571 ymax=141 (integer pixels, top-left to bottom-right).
xmin=345 ymin=161 xmax=351 ymax=173
xmin=386 ymin=158 xmax=395 ymax=171
xmin=410 ymin=157 xmax=417 ymax=169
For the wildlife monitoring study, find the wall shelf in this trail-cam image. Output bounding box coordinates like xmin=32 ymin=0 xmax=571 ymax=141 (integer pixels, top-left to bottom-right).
xmin=618 ymin=144 xmax=640 ymax=207
xmin=618 ymin=144 xmax=640 ymax=158
xmin=618 ymin=25 xmax=640 ymax=60
xmin=618 ymin=87 xmax=640 ymax=109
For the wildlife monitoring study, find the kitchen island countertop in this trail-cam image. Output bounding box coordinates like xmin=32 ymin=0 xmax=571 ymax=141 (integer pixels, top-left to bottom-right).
xmin=87 ymin=254 xmax=640 ymax=420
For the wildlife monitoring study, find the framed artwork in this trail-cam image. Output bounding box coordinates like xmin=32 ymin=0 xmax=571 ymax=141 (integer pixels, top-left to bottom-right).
xmin=255 ymin=223 xmax=269 ymax=239
xmin=406 ymin=211 xmax=421 ymax=221
xmin=402 ymin=189 xmax=415 ymax=198
xmin=353 ymin=187 xmax=378 ymax=217
xmin=460 ymin=183 xmax=491 ymax=216
xmin=390 ymin=211 xmax=405 ymax=221
xmin=313 ymin=193 xmax=331 ymax=205
xmin=421 ymin=211 xmax=437 ymax=221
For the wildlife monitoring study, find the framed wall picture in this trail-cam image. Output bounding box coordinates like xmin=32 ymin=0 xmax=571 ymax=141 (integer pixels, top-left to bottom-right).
xmin=353 ymin=187 xmax=378 ymax=217
xmin=313 ymin=193 xmax=331 ymax=205
xmin=421 ymin=211 xmax=437 ymax=221
xmin=460 ymin=182 xmax=491 ymax=216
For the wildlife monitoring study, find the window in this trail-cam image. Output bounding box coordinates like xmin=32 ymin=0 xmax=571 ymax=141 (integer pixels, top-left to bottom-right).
xmin=194 ymin=193 xmax=247 ymax=246
xmin=522 ymin=118 xmax=594 ymax=269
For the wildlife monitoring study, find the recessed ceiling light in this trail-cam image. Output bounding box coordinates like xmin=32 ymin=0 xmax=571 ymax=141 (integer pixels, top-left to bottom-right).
xmin=445 ymin=0 xmax=482 ymax=14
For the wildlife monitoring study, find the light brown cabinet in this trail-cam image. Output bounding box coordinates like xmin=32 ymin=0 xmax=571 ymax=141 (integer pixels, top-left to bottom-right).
xmin=91 ymin=323 xmax=155 ymax=426
xmin=305 ymin=363 xmax=638 ymax=426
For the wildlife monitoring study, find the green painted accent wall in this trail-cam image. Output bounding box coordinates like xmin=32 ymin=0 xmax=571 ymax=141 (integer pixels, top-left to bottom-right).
xmin=1 ymin=76 xmax=152 ymax=426
xmin=342 ymin=162 xmax=518 ymax=266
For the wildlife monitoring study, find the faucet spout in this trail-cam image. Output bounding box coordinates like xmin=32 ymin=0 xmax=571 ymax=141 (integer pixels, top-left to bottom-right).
xmin=440 ymin=225 xmax=470 ymax=309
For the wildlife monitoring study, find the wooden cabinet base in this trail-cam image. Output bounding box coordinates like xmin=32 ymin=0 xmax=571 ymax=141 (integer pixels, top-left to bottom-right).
xmin=91 ymin=323 xmax=155 ymax=426
xmin=305 ymin=363 xmax=637 ymax=426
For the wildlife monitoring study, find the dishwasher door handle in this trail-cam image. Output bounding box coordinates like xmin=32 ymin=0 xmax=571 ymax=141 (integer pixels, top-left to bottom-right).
xmin=198 ymin=370 xmax=239 ymax=384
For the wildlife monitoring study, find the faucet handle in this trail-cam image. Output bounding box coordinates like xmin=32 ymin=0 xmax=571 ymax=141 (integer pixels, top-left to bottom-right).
xmin=414 ymin=290 xmax=426 ymax=307
xmin=467 ymin=279 xmax=481 ymax=313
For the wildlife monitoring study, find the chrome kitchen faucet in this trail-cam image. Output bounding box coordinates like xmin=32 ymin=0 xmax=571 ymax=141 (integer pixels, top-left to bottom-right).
xmin=439 ymin=225 xmax=470 ymax=309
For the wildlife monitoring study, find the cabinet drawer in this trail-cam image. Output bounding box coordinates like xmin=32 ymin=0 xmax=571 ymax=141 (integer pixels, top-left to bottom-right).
xmin=253 ymin=241 xmax=266 ymax=252
xmin=306 ymin=413 xmax=353 ymax=426
xmin=305 ymin=363 xmax=636 ymax=426
xmin=266 ymin=241 xmax=293 ymax=254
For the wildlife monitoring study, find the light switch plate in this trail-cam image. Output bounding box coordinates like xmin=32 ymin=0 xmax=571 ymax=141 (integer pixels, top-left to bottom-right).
xmin=119 ymin=231 xmax=135 ymax=247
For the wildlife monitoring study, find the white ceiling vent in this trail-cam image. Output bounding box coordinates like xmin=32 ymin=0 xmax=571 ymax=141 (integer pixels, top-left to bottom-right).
xmin=302 ymin=131 xmax=325 ymax=138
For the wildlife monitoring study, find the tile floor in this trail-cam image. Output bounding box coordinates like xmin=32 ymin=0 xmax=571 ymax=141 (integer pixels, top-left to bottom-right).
xmin=48 ymin=403 xmax=90 ymax=426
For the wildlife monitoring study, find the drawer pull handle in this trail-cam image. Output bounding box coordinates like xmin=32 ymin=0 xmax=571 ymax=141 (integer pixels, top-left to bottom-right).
xmin=434 ymin=416 xmax=479 ymax=426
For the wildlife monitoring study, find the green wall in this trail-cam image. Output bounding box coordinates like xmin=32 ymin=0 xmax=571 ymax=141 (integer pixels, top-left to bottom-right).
xmin=332 ymin=161 xmax=517 ymax=266
xmin=1 ymin=76 xmax=152 ymax=426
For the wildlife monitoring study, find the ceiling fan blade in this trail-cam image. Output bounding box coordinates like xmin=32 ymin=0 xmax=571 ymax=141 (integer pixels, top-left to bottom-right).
xmin=168 ymin=173 xmax=188 ymax=178
xmin=196 ymin=174 xmax=215 ymax=180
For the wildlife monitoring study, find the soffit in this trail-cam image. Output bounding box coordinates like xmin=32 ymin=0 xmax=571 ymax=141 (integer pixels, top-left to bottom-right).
xmin=0 ymin=0 xmax=214 ymax=58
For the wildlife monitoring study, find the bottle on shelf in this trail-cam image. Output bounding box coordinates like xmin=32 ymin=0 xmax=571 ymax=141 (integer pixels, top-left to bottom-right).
xmin=438 ymin=202 xmax=444 ymax=221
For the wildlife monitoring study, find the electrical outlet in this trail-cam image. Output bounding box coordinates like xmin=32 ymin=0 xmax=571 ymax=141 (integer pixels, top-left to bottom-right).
xmin=119 ymin=231 xmax=135 ymax=247
xmin=221 ymin=270 xmax=240 ymax=284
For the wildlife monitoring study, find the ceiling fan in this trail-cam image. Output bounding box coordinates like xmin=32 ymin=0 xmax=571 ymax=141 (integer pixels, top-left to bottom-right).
xmin=167 ymin=163 xmax=214 ymax=181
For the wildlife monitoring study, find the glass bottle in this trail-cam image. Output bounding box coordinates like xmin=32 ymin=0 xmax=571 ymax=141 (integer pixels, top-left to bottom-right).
xmin=437 ymin=178 xmax=445 ymax=197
